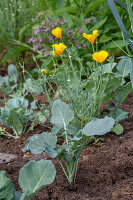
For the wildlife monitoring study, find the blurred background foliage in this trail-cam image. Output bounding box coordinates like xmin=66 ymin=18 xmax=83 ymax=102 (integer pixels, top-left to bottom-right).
xmin=0 ymin=0 xmax=132 ymax=70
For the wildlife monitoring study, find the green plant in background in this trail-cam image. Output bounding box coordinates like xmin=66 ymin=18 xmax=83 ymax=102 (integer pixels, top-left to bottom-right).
xmin=107 ymin=0 xmax=133 ymax=86
xmin=1 ymin=0 xmax=130 ymax=65
xmin=0 ymin=0 xmax=33 ymax=64
xmin=0 ymin=97 xmax=37 ymax=138
xmin=0 ymin=0 xmax=33 ymax=39
xmin=0 ymin=64 xmax=18 ymax=95
xmin=0 ymin=160 xmax=56 ymax=200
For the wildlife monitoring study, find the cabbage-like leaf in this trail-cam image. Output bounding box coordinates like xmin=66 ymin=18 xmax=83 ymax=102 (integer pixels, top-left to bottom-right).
xmin=116 ymin=56 xmax=130 ymax=77
xmin=8 ymin=64 xmax=18 ymax=83
xmin=19 ymin=160 xmax=56 ymax=200
xmin=0 ymin=171 xmax=22 ymax=200
xmin=82 ymin=116 xmax=115 ymax=136
xmin=0 ymin=171 xmax=14 ymax=200
xmin=129 ymin=57 xmax=133 ymax=87
xmin=110 ymin=108 xmax=128 ymax=123
xmin=116 ymin=82 xmax=133 ymax=105
xmin=22 ymin=132 xmax=57 ymax=158
xmin=51 ymin=99 xmax=74 ymax=130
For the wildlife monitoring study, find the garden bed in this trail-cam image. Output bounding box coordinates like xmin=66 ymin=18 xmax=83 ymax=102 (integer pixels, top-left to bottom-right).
xmin=0 ymin=93 xmax=133 ymax=200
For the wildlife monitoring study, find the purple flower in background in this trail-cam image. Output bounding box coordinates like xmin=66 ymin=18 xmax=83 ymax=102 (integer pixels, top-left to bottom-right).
xmin=54 ymin=22 xmax=58 ymax=26
xmin=38 ymin=38 xmax=43 ymax=43
xmin=93 ymin=18 xmax=97 ymax=24
xmin=48 ymin=37 xmax=54 ymax=42
xmin=79 ymin=28 xmax=84 ymax=34
xmin=28 ymin=38 xmax=33 ymax=43
xmin=40 ymin=49 xmax=44 ymax=56
xmin=63 ymin=19 xmax=67 ymax=23
xmin=33 ymin=44 xmax=39 ymax=52
xmin=45 ymin=28 xmax=50 ymax=32
xmin=46 ymin=52 xmax=49 ymax=57
xmin=72 ymin=37 xmax=75 ymax=41
xmin=83 ymin=44 xmax=87 ymax=48
xmin=75 ymin=44 xmax=79 ymax=48
xmin=67 ymin=30 xmax=71 ymax=34
xmin=84 ymin=17 xmax=97 ymax=25
xmin=32 ymin=37 xmax=37 ymax=43
xmin=34 ymin=29 xmax=40 ymax=35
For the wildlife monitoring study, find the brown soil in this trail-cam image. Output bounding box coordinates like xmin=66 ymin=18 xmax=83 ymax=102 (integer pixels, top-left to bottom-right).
xmin=0 ymin=93 xmax=133 ymax=200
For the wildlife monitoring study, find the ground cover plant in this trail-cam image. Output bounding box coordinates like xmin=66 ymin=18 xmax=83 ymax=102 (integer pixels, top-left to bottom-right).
xmin=0 ymin=1 xmax=133 ymax=199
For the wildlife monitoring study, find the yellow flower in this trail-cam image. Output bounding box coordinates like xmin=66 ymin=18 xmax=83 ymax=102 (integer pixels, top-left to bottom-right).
xmin=41 ymin=69 xmax=47 ymax=75
xmin=92 ymin=51 xmax=109 ymax=63
xmin=83 ymin=30 xmax=99 ymax=43
xmin=52 ymin=27 xmax=62 ymax=38
xmin=51 ymin=43 xmax=67 ymax=56
xmin=50 ymin=50 xmax=56 ymax=57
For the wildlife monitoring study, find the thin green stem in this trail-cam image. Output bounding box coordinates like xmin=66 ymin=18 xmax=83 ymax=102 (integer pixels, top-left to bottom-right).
xmin=57 ymin=159 xmax=70 ymax=181
xmin=91 ymin=43 xmax=95 ymax=53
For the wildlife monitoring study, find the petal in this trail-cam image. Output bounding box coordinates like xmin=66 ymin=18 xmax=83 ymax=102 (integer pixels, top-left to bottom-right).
xmin=93 ymin=30 xmax=98 ymax=35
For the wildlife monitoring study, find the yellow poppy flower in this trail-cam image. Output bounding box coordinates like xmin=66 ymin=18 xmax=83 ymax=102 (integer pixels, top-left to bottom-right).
xmin=50 ymin=51 xmax=56 ymax=57
xmin=83 ymin=30 xmax=99 ymax=43
xmin=51 ymin=43 xmax=67 ymax=56
xmin=92 ymin=51 xmax=109 ymax=63
xmin=41 ymin=69 xmax=47 ymax=75
xmin=52 ymin=27 xmax=62 ymax=38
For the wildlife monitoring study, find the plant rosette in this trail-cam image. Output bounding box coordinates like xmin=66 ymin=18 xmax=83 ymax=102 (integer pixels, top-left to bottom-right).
xmin=23 ymin=99 xmax=116 ymax=183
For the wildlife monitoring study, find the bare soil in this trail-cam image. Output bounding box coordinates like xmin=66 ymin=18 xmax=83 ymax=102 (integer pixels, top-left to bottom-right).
xmin=0 ymin=93 xmax=133 ymax=200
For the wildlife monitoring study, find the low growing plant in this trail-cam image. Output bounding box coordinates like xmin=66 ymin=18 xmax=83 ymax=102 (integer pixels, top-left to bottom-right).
xmin=0 ymin=160 xmax=56 ymax=200
xmin=0 ymin=64 xmax=18 ymax=95
xmin=0 ymin=97 xmax=37 ymax=138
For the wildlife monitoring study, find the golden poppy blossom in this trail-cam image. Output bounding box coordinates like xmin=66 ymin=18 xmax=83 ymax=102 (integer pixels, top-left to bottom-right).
xmin=41 ymin=69 xmax=47 ymax=75
xmin=83 ymin=30 xmax=99 ymax=43
xmin=52 ymin=27 xmax=62 ymax=38
xmin=51 ymin=43 xmax=67 ymax=56
xmin=92 ymin=51 xmax=109 ymax=63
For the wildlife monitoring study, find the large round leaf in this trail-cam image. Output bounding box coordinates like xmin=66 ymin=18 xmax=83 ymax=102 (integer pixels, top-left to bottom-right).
xmin=19 ymin=160 xmax=56 ymax=200
xmin=82 ymin=116 xmax=115 ymax=136
xmin=51 ymin=99 xmax=74 ymax=130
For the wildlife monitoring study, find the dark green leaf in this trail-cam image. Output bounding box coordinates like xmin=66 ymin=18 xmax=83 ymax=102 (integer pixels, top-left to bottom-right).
xmin=89 ymin=17 xmax=107 ymax=32
xmin=107 ymin=0 xmax=133 ymax=50
xmin=19 ymin=24 xmax=31 ymax=42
